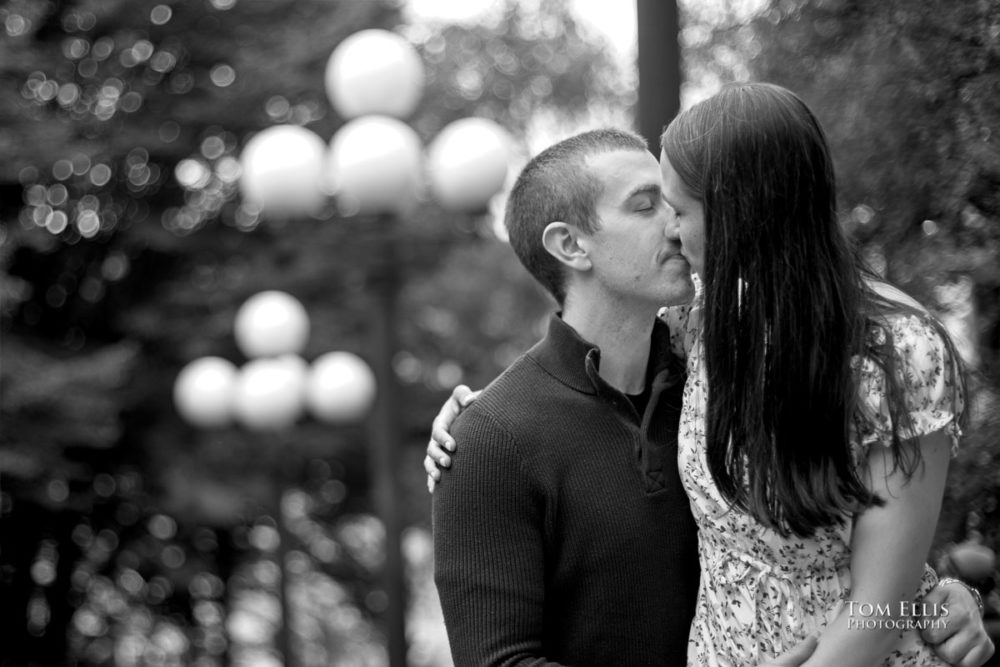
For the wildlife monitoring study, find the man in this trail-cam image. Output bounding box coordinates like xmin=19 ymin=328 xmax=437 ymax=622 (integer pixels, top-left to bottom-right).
xmin=429 ymin=129 xmax=992 ymax=667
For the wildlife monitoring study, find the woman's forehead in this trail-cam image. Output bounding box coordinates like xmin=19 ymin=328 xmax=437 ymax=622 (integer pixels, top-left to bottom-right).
xmin=658 ymin=152 xmax=695 ymax=205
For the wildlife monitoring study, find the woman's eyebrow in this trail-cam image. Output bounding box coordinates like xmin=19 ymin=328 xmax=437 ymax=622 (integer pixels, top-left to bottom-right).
xmin=660 ymin=189 xmax=683 ymax=210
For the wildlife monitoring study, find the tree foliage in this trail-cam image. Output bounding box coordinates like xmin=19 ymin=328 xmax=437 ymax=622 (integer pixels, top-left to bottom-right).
xmin=0 ymin=0 xmax=622 ymax=663
xmin=5 ymin=0 xmax=998 ymax=661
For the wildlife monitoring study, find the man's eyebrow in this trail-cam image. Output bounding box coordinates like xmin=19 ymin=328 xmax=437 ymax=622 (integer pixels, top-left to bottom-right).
xmin=624 ymin=183 xmax=660 ymax=202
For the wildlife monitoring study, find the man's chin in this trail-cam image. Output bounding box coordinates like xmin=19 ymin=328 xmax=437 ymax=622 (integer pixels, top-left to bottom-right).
xmin=661 ymin=274 xmax=696 ymax=307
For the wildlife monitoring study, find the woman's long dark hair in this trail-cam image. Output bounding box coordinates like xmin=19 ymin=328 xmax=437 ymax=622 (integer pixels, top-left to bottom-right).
xmin=661 ymin=83 xmax=966 ymax=537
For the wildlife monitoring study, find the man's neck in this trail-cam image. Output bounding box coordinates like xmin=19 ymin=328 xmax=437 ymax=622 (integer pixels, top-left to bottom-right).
xmin=561 ymin=297 xmax=656 ymax=395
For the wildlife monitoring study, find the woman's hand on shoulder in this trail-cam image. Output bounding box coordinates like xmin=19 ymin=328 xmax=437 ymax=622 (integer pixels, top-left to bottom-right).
xmin=424 ymin=384 xmax=481 ymax=492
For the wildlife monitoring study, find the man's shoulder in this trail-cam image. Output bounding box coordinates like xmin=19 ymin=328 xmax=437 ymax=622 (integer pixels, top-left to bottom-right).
xmin=454 ymin=349 xmax=564 ymax=440
xmin=460 ymin=351 xmax=542 ymax=408
xmin=484 ymin=347 xmax=549 ymax=391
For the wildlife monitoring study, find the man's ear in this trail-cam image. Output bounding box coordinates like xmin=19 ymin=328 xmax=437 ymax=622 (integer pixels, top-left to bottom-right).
xmin=542 ymin=221 xmax=592 ymax=271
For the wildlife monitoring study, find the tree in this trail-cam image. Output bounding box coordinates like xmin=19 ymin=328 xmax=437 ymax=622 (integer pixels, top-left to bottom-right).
xmin=0 ymin=0 xmax=625 ymax=663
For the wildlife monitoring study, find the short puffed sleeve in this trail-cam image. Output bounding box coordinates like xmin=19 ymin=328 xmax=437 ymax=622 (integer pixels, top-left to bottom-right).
xmin=852 ymin=312 xmax=965 ymax=461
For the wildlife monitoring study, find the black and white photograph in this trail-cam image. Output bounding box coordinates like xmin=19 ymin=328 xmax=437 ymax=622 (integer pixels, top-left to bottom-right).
xmin=1 ymin=0 xmax=998 ymax=665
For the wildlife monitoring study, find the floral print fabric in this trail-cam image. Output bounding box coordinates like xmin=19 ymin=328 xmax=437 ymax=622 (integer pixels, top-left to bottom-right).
xmin=660 ymin=297 xmax=963 ymax=666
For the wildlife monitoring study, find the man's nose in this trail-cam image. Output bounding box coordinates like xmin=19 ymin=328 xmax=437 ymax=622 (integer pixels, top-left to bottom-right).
xmin=663 ymin=214 xmax=681 ymax=242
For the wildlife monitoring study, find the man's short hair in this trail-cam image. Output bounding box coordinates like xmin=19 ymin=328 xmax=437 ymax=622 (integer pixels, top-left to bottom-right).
xmin=504 ymin=128 xmax=649 ymax=304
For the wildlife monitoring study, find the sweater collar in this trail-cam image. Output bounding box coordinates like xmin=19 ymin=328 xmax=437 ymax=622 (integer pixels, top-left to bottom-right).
xmin=527 ymin=313 xmax=680 ymax=396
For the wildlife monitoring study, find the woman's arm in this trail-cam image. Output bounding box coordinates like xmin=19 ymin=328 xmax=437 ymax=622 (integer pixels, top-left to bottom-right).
xmin=801 ymin=428 xmax=952 ymax=667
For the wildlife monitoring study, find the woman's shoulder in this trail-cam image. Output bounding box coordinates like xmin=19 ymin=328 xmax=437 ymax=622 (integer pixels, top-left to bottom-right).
xmin=862 ymin=280 xmax=947 ymax=354
xmin=866 ymin=306 xmax=950 ymax=366
xmin=854 ymin=283 xmax=965 ymax=451
xmin=866 ymin=279 xmax=925 ymax=311
xmin=659 ymin=303 xmax=701 ymax=360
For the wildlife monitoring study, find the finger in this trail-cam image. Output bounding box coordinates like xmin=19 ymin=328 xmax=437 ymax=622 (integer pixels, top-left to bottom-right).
xmin=427 ymin=442 xmax=452 ymax=468
xmin=930 ymin=579 xmax=980 ymax=629
xmin=921 ymin=584 xmax=947 ymax=607
xmin=431 ymin=401 xmax=462 ymax=451
xmin=933 ymin=624 xmax=995 ymax=667
xmin=958 ymin=638 xmax=995 ymax=667
xmin=921 ymin=588 xmax=971 ymax=645
xmin=451 ymin=384 xmax=473 ymax=404
xmin=932 ymin=631 xmax=972 ymax=665
xmin=459 ymin=389 xmax=482 ymax=407
xmin=423 ymin=454 xmax=443 ymax=480
xmin=921 ymin=607 xmax=966 ymax=644
xmin=430 ymin=428 xmax=456 ymax=452
xmin=431 ymin=386 xmax=481 ymax=451
xmin=427 ymin=439 xmax=451 ymax=462
xmin=921 ymin=623 xmax=951 ymax=646
xmin=769 ymin=636 xmax=818 ymax=666
xmin=424 ymin=455 xmax=440 ymax=493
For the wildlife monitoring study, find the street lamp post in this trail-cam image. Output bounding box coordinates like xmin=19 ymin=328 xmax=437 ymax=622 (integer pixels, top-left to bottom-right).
xmin=174 ymin=291 xmax=377 ymax=667
xmin=229 ymin=27 xmax=511 ymax=667
xmin=324 ymin=40 xmax=426 ymax=666
xmin=324 ymin=30 xmax=510 ymax=667
xmin=230 ymin=291 xmax=309 ymax=667
xmin=367 ymin=235 xmax=407 ymax=666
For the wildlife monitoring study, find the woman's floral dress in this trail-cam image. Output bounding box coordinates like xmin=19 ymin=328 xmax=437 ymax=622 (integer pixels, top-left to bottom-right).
xmin=661 ymin=294 xmax=964 ymax=667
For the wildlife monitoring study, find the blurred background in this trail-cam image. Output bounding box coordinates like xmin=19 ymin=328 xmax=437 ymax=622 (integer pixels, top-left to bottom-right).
xmin=1 ymin=0 xmax=998 ymax=665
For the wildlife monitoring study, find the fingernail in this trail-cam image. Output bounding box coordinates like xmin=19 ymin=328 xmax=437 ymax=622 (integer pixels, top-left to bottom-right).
xmin=440 ymin=456 xmax=451 ymax=467
xmin=426 ymin=478 xmax=433 ymax=493
xmin=445 ymin=440 xmax=456 ymax=451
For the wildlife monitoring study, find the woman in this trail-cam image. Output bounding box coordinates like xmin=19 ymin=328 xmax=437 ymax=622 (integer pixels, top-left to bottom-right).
xmin=656 ymin=82 xmax=964 ymax=666
xmin=427 ymin=83 xmax=974 ymax=666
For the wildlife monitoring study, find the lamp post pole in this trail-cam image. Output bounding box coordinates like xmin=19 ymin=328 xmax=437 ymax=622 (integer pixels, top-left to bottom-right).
xmin=174 ymin=293 xmax=378 ymax=667
xmin=636 ymin=0 xmax=681 ymax=151
xmin=367 ymin=217 xmax=407 ymax=667
xmin=324 ymin=32 xmax=510 ymax=666
xmin=233 ymin=28 xmax=511 ymax=667
xmin=273 ymin=486 xmax=295 ymax=666
xmin=273 ymin=448 xmax=298 ymax=667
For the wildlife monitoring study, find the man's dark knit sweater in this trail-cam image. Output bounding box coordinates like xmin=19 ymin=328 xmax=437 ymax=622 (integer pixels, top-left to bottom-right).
xmin=433 ymin=314 xmax=700 ymax=667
